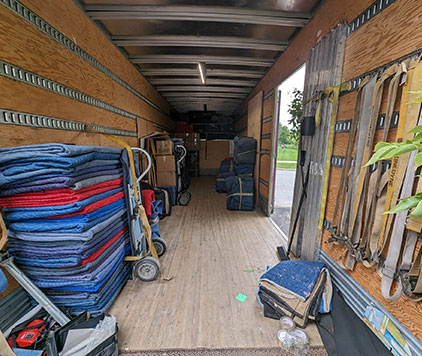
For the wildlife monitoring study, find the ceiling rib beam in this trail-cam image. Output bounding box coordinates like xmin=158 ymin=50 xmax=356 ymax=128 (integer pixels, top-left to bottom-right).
xmin=167 ymin=98 xmax=242 ymax=103
xmin=85 ymin=5 xmax=310 ymax=27
xmin=157 ymin=86 xmax=250 ymax=93
xmin=112 ymin=35 xmax=288 ymax=51
xmin=162 ymin=92 xmax=246 ymax=99
xmin=130 ymin=55 xmax=273 ymax=67
xmin=142 ymin=68 xmax=264 ymax=78
xmin=150 ymin=78 xmax=257 ymax=87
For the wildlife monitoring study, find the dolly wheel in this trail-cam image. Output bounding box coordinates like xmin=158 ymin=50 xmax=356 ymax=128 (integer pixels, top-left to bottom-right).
xmin=178 ymin=190 xmax=192 ymax=206
xmin=152 ymin=237 xmax=167 ymax=257
xmin=133 ymin=257 xmax=160 ymax=282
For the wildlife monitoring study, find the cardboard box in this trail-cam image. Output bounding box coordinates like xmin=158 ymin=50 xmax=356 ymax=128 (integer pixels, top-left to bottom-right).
xmin=156 ymin=171 xmax=177 ymax=187
xmin=156 ymin=140 xmax=174 ymax=155
xmin=155 ymin=155 xmax=176 ymax=172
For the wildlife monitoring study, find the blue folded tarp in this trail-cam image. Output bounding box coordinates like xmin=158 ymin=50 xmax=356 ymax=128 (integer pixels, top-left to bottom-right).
xmin=7 ymin=200 xmax=125 ymax=232
xmin=0 ymin=143 xmax=122 ymax=164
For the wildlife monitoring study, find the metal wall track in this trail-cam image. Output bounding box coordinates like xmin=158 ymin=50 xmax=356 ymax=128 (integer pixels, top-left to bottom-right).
xmin=0 ymin=59 xmax=137 ymax=120
xmin=320 ymin=250 xmax=422 ymax=356
xmin=0 ymin=108 xmax=137 ymax=137
xmin=335 ymin=112 xmax=399 ymax=133
xmin=347 ymin=0 xmax=395 ymax=37
xmin=0 ymin=0 xmax=168 ymax=117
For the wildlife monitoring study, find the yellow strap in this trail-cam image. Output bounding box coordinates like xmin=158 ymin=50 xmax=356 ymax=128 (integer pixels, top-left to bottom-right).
xmin=0 ymin=212 xmax=7 ymax=251
xmin=378 ymin=59 xmax=422 ymax=255
xmin=318 ymin=83 xmax=350 ymax=229
xmin=349 ymin=66 xmax=396 ymax=237
xmin=87 ymin=126 xmax=158 ymax=260
xmin=408 ymin=178 xmax=422 ymax=232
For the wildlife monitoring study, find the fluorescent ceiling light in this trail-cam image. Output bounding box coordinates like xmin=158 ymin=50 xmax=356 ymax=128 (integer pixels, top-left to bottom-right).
xmin=198 ymin=62 xmax=206 ymax=84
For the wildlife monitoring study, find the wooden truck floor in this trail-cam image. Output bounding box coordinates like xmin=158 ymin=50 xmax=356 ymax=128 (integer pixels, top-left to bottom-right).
xmin=110 ymin=176 xmax=324 ymax=353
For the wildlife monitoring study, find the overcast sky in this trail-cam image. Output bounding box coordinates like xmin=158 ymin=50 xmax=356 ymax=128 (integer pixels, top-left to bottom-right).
xmin=278 ymin=65 xmax=306 ymax=128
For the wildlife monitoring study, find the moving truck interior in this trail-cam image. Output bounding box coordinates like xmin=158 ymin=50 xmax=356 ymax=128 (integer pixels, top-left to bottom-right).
xmin=0 ymin=0 xmax=422 ymax=355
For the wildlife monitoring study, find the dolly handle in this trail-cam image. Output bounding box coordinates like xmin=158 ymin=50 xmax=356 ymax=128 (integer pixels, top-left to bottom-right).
xmin=176 ymin=145 xmax=187 ymax=164
xmin=131 ymin=147 xmax=152 ymax=184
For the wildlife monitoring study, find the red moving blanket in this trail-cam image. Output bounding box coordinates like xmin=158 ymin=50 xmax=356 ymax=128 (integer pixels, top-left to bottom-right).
xmin=0 ymin=178 xmax=123 ymax=208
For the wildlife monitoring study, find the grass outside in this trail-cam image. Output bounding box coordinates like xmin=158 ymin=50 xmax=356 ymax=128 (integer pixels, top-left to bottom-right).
xmin=277 ymin=144 xmax=298 ymax=161
xmin=277 ymin=162 xmax=297 ymax=169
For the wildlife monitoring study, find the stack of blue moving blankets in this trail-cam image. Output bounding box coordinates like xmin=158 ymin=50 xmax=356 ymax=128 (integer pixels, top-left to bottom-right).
xmin=0 ymin=144 xmax=132 ymax=316
xmin=215 ymin=136 xmax=257 ymax=211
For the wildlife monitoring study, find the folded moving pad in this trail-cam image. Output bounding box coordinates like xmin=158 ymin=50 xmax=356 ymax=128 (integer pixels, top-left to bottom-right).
xmin=0 ymin=167 xmax=122 ymax=194
xmin=9 ymin=217 xmax=127 ymax=257
xmin=19 ymin=230 xmax=128 ymax=275
xmin=7 ymin=201 xmax=125 ymax=232
xmin=225 ymin=175 xmax=254 ymax=211
xmin=258 ymin=261 xmax=332 ymax=328
xmin=149 ymin=200 xmax=163 ymax=238
xmin=3 ymin=189 xmax=123 ymax=220
xmin=216 ymin=171 xmax=234 ymax=193
xmin=142 ymin=189 xmax=155 ymax=217
xmin=0 ymin=143 xmax=122 ymax=164
xmin=219 ymin=159 xmax=234 ymax=173
xmin=159 ymin=186 xmax=177 ymax=206
xmin=11 ymin=228 xmax=128 ymax=267
xmin=67 ymin=262 xmax=130 ymax=316
xmin=25 ymin=241 xmax=129 ymax=288
xmin=46 ymin=261 xmax=130 ymax=305
xmin=233 ymin=136 xmax=257 ymax=165
xmin=0 ymin=178 xmax=123 ymax=208
xmin=0 ymin=159 xmax=121 ymax=186
xmin=8 ymin=209 xmax=126 ymax=242
xmin=234 ymin=163 xmax=254 ymax=176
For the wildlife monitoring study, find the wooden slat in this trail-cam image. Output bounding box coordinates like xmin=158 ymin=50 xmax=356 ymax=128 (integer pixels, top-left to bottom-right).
xmin=342 ymin=0 xmax=422 ymax=82
xmin=199 ymin=141 xmax=230 ymax=170
xmin=0 ymin=124 xmax=137 ymax=148
xmin=262 ymin=95 xmax=275 ymax=118
xmin=259 ymin=181 xmax=269 ymax=198
xmin=109 ymin=176 xmax=324 ymax=351
xmin=0 ymin=77 xmax=136 ymax=132
xmin=248 ymin=92 xmax=263 ymax=204
xmin=259 ymin=155 xmax=271 ymax=183
xmin=261 ymin=121 xmax=273 ymax=135
xmin=20 ymin=0 xmax=170 ymax=112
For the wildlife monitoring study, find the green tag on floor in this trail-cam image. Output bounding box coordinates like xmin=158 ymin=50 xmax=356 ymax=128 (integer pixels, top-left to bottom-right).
xmin=243 ymin=268 xmax=254 ymax=272
xmin=235 ymin=293 xmax=247 ymax=302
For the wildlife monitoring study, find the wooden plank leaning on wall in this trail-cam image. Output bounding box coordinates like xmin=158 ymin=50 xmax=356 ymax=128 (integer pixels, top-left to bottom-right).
xmin=321 ymin=0 xmax=422 ymax=339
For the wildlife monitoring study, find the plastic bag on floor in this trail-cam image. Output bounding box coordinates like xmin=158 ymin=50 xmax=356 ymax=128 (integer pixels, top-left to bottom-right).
xmin=60 ymin=315 xmax=116 ymax=356
xmin=277 ymin=328 xmax=310 ymax=356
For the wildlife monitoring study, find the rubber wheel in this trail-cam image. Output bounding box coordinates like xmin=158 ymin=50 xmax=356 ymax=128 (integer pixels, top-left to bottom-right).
xmin=178 ymin=190 xmax=191 ymax=206
xmin=133 ymin=256 xmax=160 ymax=282
xmin=152 ymin=237 xmax=167 ymax=257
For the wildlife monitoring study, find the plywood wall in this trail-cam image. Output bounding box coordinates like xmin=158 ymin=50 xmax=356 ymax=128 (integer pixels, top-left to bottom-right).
xmin=0 ymin=0 xmax=174 ymax=149
xmin=199 ymin=140 xmax=231 ymax=171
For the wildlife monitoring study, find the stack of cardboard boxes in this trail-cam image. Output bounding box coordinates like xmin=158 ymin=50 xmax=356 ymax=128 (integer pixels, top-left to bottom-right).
xmin=155 ymin=140 xmax=176 ymax=187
